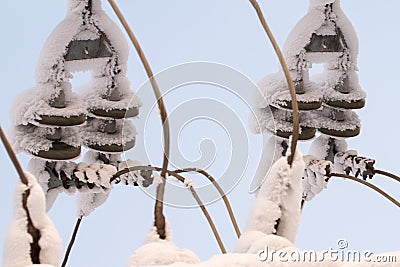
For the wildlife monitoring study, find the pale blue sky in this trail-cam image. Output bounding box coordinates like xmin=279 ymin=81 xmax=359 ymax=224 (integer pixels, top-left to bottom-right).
xmin=1 ymin=1 xmax=399 ymax=266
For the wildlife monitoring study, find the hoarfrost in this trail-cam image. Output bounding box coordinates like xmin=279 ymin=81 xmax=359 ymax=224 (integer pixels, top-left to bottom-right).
xmin=284 ymin=0 xmax=359 ymax=72
xmin=36 ymin=0 xmax=129 ymax=81
xmin=80 ymin=75 xmax=142 ymax=112
xmin=242 ymin=149 xmax=305 ymax=244
xmin=82 ymin=119 xmax=136 ymax=148
xmin=11 ymin=125 xmax=81 ymax=155
xmin=256 ymin=73 xmax=322 ymax=109
xmin=10 ymin=86 xmax=86 ymax=127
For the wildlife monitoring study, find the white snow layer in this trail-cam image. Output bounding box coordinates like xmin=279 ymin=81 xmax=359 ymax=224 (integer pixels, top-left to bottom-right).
xmin=126 ymin=222 xmax=200 ymax=266
xmin=314 ymin=70 xmax=366 ymax=103
xmin=2 ymin=172 xmax=62 ymax=267
xmin=82 ymin=119 xmax=136 ymax=147
xmin=316 ymin=108 xmax=360 ymax=132
xmin=255 ymin=72 xmax=322 ymax=109
xmin=235 ymin=231 xmax=294 ymax=255
xmin=254 ymin=70 xmax=365 ymax=111
xmin=10 ymin=85 xmax=86 ymax=127
xmin=240 ymin=149 xmax=305 ymax=246
xmin=251 ymin=107 xmax=316 ymax=135
xmin=12 ymin=125 xmax=81 ymax=155
xmin=127 ymin=250 xmax=400 ymax=267
xmin=80 ymin=75 xmax=143 ymax=112
xmin=36 ymin=0 xmax=129 ymax=82
xmin=283 ymin=0 xmax=359 ymax=71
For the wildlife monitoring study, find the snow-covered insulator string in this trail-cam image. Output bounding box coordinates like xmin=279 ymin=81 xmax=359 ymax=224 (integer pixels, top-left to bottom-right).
xmin=250 ymin=0 xmax=367 ymax=165
xmin=10 ymin=0 xmax=142 ymax=231
xmin=11 ymin=80 xmax=85 ymax=161
xmin=69 ymin=0 xmax=142 ymax=155
xmin=299 ymin=1 xmax=365 ymax=142
xmin=250 ymin=0 xmax=370 ymax=189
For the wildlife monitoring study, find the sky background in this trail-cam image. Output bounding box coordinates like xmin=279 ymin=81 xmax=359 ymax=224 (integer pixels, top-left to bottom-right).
xmin=1 ymin=1 xmax=399 ymax=266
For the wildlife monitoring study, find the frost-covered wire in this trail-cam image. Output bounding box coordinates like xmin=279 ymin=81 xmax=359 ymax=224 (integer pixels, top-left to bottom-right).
xmin=0 ymin=127 xmax=42 ymax=263
xmin=248 ymin=0 xmax=299 ymax=166
xmin=107 ymin=0 xmax=171 ymax=239
xmin=174 ymin=168 xmax=241 ymax=238
xmin=329 ymin=173 xmax=400 ymax=208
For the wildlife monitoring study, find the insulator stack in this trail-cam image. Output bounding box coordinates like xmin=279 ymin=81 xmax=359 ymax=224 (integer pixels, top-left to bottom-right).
xmin=11 ymin=0 xmax=142 ymax=162
xmin=253 ymin=0 xmax=365 ymax=149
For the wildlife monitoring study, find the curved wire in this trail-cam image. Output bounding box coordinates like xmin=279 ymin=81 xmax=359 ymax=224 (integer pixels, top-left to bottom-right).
xmin=111 ymin=166 xmax=227 ymax=253
xmin=189 ymin=187 xmax=227 ymax=253
xmin=107 ymin=0 xmax=170 ymax=239
xmin=375 ymin=169 xmax=400 ymax=183
xmin=248 ymin=0 xmax=300 ymax=166
xmin=329 ymin=173 xmax=400 ymax=208
xmin=1 ymin=126 xmax=42 ymax=263
xmin=0 ymin=126 xmax=28 ymax=185
xmin=174 ymin=168 xmax=241 ymax=238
